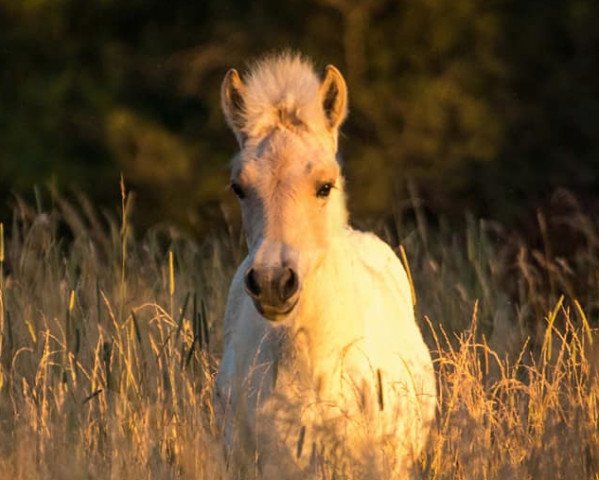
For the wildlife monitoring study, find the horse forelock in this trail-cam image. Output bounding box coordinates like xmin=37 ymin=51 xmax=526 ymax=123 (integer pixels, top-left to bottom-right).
xmin=241 ymin=53 xmax=328 ymax=140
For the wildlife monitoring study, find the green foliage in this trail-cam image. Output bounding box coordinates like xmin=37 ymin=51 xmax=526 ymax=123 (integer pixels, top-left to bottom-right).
xmin=0 ymin=0 xmax=598 ymax=230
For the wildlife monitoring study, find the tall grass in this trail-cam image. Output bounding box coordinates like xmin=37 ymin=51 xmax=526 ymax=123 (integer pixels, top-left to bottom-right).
xmin=0 ymin=189 xmax=596 ymax=479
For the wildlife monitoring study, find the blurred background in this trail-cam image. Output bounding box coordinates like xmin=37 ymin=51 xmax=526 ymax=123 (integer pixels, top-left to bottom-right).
xmin=1 ymin=0 xmax=598 ymax=234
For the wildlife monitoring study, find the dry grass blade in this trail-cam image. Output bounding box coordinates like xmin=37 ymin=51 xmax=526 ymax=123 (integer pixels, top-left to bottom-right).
xmin=0 ymin=222 xmax=4 ymax=264
xmin=399 ymin=244 xmax=417 ymax=307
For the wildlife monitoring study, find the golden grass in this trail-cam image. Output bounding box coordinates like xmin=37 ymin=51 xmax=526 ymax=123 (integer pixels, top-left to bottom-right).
xmin=0 ymin=191 xmax=596 ymax=479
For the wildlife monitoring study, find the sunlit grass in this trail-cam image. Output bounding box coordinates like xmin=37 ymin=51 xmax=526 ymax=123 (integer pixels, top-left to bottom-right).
xmin=0 ymin=190 xmax=596 ymax=479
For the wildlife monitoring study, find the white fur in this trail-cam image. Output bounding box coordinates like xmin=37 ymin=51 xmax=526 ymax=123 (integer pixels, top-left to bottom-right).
xmin=216 ymin=54 xmax=436 ymax=478
xmin=233 ymin=53 xmax=333 ymax=141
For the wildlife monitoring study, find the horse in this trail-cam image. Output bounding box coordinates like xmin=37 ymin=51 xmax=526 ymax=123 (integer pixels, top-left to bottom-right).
xmin=215 ymin=53 xmax=436 ymax=479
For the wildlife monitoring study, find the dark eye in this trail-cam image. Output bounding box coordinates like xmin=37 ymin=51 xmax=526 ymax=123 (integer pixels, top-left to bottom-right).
xmin=230 ymin=182 xmax=245 ymax=199
xmin=316 ymin=182 xmax=333 ymax=198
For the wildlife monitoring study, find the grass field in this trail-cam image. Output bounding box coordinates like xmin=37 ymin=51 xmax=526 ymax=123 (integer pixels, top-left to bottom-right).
xmin=0 ymin=186 xmax=597 ymax=479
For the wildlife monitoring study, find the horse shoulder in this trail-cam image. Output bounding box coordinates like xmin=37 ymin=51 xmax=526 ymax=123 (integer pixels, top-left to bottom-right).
xmin=345 ymin=229 xmax=413 ymax=309
xmin=218 ymin=256 xmax=283 ymax=403
xmin=344 ymin=229 xmax=433 ymax=378
xmin=215 ymin=257 xmax=251 ymax=401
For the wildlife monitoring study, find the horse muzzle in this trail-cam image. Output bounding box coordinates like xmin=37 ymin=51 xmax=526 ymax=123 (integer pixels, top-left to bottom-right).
xmin=244 ymin=265 xmax=301 ymax=321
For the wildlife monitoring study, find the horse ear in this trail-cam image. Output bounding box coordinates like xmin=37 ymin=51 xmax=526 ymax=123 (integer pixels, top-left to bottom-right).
xmin=221 ymin=68 xmax=247 ymax=144
xmin=320 ymin=65 xmax=348 ymax=130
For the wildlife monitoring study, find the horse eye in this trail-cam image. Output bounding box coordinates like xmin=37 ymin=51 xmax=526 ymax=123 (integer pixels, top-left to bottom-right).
xmin=316 ymin=183 xmax=333 ymax=198
xmin=230 ymin=182 xmax=246 ymax=199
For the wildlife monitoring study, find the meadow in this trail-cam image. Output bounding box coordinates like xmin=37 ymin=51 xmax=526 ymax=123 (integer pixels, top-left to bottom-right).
xmin=0 ymin=185 xmax=597 ymax=479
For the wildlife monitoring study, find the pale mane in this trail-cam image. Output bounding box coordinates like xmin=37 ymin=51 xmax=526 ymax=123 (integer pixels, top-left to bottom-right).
xmin=241 ymin=53 xmax=327 ymax=138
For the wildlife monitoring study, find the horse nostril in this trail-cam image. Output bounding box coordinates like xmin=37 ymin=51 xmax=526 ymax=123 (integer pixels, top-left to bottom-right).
xmin=278 ymin=268 xmax=299 ymax=302
xmin=245 ymin=268 xmax=261 ymax=297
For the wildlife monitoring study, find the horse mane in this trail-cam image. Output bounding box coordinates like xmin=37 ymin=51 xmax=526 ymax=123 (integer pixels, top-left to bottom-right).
xmin=241 ymin=52 xmax=325 ymax=136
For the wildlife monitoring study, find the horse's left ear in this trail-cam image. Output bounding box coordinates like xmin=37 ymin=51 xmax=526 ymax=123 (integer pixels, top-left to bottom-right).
xmin=320 ymin=65 xmax=348 ymax=130
xmin=221 ymin=68 xmax=247 ymax=145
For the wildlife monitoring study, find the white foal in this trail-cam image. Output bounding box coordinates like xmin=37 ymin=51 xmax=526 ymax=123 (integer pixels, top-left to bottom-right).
xmin=215 ymin=53 xmax=436 ymax=479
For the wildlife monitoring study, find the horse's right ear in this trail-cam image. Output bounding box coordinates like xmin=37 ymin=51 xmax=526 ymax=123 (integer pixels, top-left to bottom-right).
xmin=221 ymin=68 xmax=247 ymax=144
